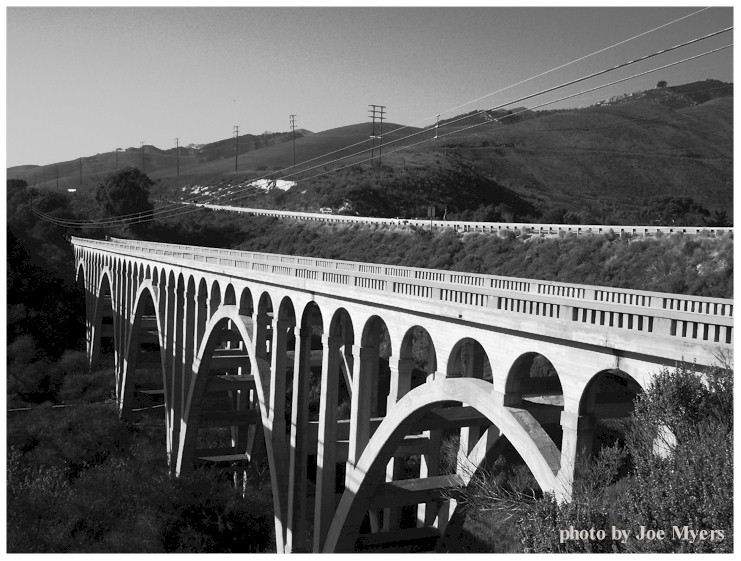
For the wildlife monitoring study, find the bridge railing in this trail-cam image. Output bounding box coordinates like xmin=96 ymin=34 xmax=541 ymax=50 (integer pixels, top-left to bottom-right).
xmin=196 ymin=203 xmax=734 ymax=238
xmin=72 ymin=237 xmax=733 ymax=351
xmin=99 ymin=237 xmax=732 ymax=319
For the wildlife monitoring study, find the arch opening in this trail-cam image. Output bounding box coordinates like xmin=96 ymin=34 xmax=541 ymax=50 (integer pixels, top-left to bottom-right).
xmin=579 ymin=369 xmax=642 ymax=464
xmin=325 ymin=378 xmax=561 ymax=553
xmin=190 ymin=314 xmax=268 ymax=497
xmin=505 ymin=352 xmax=564 ymax=453
xmin=122 ymin=286 xmax=165 ymax=419
xmin=399 ymin=326 xmax=437 ymax=392
xmin=94 ymin=273 xmax=116 ymax=373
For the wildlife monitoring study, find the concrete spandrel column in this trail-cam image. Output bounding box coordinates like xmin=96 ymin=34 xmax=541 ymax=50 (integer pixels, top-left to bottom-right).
xmin=286 ymin=325 xmax=313 ymax=553
xmin=194 ymin=291 xmax=208 ymax=358
xmin=254 ymin=312 xmax=272 ymax=361
xmin=269 ymin=319 xmax=291 ymax=430
xmin=169 ymin=284 xmax=185 ymax=465
xmin=346 ymin=344 xmax=378 ymax=483
xmin=180 ymin=288 xmax=197 ymax=417
xmin=558 ymin=410 xmax=595 ymax=499
xmin=313 ymin=333 xmax=342 ymax=553
xmin=382 ymin=356 xmax=415 ymax=532
xmin=387 ymin=357 xmax=414 ymax=409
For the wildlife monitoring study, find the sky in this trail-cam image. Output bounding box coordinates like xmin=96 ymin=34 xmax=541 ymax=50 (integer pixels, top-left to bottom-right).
xmin=5 ymin=2 xmax=735 ymax=168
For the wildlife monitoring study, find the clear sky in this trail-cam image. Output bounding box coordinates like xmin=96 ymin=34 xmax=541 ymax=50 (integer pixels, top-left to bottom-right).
xmin=5 ymin=2 xmax=734 ymax=168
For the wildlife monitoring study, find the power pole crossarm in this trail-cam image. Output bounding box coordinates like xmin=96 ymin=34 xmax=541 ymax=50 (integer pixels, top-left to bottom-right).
xmin=290 ymin=114 xmax=297 ymax=168
xmin=368 ymin=104 xmax=386 ymax=169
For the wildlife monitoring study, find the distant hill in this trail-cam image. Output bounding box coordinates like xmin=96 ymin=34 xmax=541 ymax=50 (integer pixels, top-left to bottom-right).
xmin=8 ymin=79 xmax=732 ymax=223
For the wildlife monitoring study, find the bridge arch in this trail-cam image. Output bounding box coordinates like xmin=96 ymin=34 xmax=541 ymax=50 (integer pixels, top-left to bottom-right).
xmin=576 ymin=368 xmax=642 ymax=460
xmin=91 ymin=269 xmax=116 ymax=376
xmin=359 ymin=315 xmax=392 ymax=416
xmin=176 ymin=305 xmax=289 ymax=551
xmin=398 ymin=325 xmax=437 ymax=392
xmin=120 ymin=281 xmax=164 ymax=419
xmin=223 ymin=283 xmax=236 ymax=306
xmin=239 ymin=286 xmax=254 ymax=315
xmin=446 ymin=337 xmax=492 ymax=381
xmin=209 ymin=279 xmax=222 ymax=318
xmin=323 ymin=377 xmax=563 ymax=552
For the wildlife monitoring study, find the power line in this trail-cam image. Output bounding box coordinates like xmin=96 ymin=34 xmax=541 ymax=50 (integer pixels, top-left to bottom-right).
xmin=42 ymin=11 xmax=717 ymax=226
xmin=33 ymin=28 xmax=731 ymax=229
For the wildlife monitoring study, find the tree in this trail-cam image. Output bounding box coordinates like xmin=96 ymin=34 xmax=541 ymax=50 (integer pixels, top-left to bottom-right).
xmin=95 ymin=167 xmax=154 ymax=219
xmin=657 ymin=80 xmax=668 ymax=88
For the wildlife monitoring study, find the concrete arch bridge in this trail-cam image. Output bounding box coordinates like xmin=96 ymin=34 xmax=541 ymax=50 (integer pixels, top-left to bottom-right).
xmin=72 ymin=236 xmax=732 ymax=553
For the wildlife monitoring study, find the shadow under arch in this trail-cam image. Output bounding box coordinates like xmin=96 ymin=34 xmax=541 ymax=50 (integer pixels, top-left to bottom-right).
xmin=446 ymin=337 xmax=492 ymax=381
xmin=504 ymin=352 xmax=565 ymax=452
xmin=176 ymin=305 xmax=290 ymax=553
xmin=119 ymin=280 xmax=164 ymax=420
xmin=578 ymin=368 xmax=642 ymax=459
xmin=91 ymin=269 xmax=116 ymax=377
xmin=398 ymin=325 xmax=438 ymax=393
xmin=323 ymin=378 xmax=563 ymax=553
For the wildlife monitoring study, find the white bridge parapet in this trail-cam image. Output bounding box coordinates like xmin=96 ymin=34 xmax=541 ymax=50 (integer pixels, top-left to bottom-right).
xmin=76 ymin=236 xmax=732 ymax=365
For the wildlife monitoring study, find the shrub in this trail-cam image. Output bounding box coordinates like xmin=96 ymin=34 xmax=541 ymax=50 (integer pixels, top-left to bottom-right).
xmin=513 ymin=361 xmax=733 ymax=553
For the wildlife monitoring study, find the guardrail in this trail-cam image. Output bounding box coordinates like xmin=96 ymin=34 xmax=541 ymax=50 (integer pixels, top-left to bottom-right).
xmin=193 ymin=203 xmax=734 ymax=238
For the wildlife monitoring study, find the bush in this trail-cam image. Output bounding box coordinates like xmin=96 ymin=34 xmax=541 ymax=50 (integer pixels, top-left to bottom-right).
xmin=514 ymin=361 xmax=733 ymax=553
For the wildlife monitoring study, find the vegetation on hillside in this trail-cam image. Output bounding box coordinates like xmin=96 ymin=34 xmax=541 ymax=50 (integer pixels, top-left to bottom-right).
xmin=9 ymin=79 xmax=733 ymax=225
xmin=147 ymin=208 xmax=733 ymax=298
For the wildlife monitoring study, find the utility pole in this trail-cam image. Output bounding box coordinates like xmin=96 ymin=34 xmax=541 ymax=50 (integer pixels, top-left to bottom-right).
xmin=140 ymin=142 xmax=145 ymax=173
xmin=289 ymin=114 xmax=297 ymax=168
xmin=115 ymin=147 xmax=122 ymax=170
xmin=233 ymin=126 xmax=239 ymax=171
xmin=368 ymin=104 xmax=386 ymax=168
xmin=174 ymin=137 xmax=180 ymax=187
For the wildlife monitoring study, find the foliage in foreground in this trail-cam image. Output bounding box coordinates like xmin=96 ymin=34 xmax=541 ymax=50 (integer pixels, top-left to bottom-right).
xmin=7 ymin=397 xmax=275 ymax=553
xmin=461 ymin=361 xmax=733 ymax=553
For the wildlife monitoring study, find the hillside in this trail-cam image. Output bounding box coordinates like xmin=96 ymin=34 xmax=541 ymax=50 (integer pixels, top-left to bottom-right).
xmin=8 ymin=79 xmax=733 ymax=224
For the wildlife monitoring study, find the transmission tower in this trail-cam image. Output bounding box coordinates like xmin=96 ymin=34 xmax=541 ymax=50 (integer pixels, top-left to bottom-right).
xmin=368 ymin=104 xmax=386 ymax=168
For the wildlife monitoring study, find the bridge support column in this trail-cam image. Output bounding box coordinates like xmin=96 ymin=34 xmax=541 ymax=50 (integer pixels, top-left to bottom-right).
xmin=161 ymin=277 xmax=176 ymax=471
xmin=269 ymin=319 xmax=290 ymax=429
xmin=181 ymin=285 xmax=197 ymax=425
xmin=313 ymin=334 xmax=342 ymax=553
xmin=558 ymin=411 xmax=595 ymax=501
xmin=169 ymin=282 xmax=186 ymax=466
xmin=383 ymin=357 xmax=415 ymax=532
xmin=254 ymin=312 xmax=272 ymax=362
xmin=113 ymin=269 xmax=126 ymax=399
xmin=88 ymin=282 xmax=108 ymax=373
xmin=194 ymin=290 xmax=208 ymax=360
xmin=287 ymin=326 xmax=313 ymax=553
xmin=347 ymin=344 xmax=378 ymax=480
